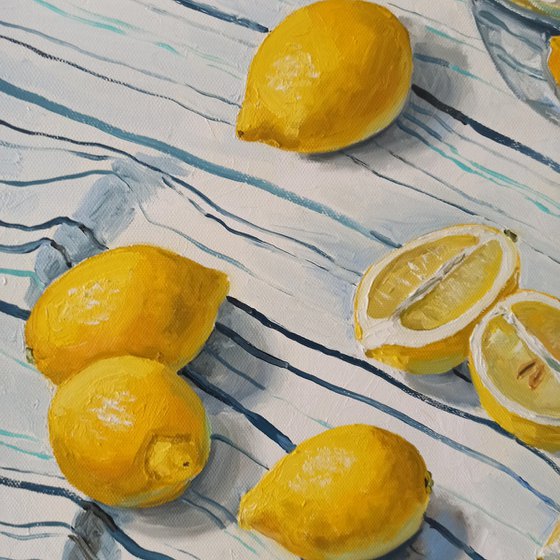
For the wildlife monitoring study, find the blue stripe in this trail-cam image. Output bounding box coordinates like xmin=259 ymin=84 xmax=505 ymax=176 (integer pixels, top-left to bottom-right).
xmin=0 ymin=33 xmax=232 ymax=125
xmin=214 ymin=321 xmax=560 ymax=511
xmin=172 ymin=0 xmax=269 ymax=33
xmin=226 ymin=296 xmax=560 ymax=477
xmin=411 ymin=85 xmax=560 ymax=173
xmin=0 ymin=301 xmax=31 ymax=320
xmin=0 ymin=19 xmax=239 ymax=108
xmin=181 ymin=365 xmax=296 ymax=453
xmin=425 ymin=516 xmax=486 ymax=560
xmin=0 ymin=475 xmax=174 ymax=560
xmin=210 ymin=434 xmax=269 ymax=470
xmin=0 ymin=169 xmax=113 ymax=187
xmin=0 ymin=79 xmax=397 ymax=247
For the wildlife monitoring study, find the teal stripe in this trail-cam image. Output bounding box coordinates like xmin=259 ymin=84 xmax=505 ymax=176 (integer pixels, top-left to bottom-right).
xmin=0 ymin=428 xmax=37 ymax=442
xmin=0 ymin=267 xmax=44 ymax=287
xmin=33 ymin=0 xmax=126 ymax=34
xmin=0 ymin=440 xmax=52 ymax=460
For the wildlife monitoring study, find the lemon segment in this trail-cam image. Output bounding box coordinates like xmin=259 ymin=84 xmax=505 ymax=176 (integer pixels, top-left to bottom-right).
xmin=25 ymin=245 xmax=229 ymax=384
xmin=48 ymin=356 xmax=211 ymax=507
xmin=355 ymin=225 xmax=519 ymax=374
xmin=237 ymin=0 xmax=412 ymax=153
xmin=469 ymin=291 xmax=560 ymax=451
xmin=238 ymin=424 xmax=431 ymax=560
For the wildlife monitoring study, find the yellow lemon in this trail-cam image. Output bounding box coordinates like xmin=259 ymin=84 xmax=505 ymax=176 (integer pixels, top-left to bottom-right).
xmin=238 ymin=424 xmax=432 ymax=560
xmin=469 ymin=290 xmax=560 ymax=451
xmin=236 ymin=0 xmax=413 ymax=153
xmin=49 ymin=356 xmax=210 ymax=507
xmin=548 ymin=37 xmax=560 ymax=88
xmin=354 ymin=224 xmax=520 ymax=374
xmin=26 ymin=245 xmax=229 ymax=384
xmin=538 ymin=518 xmax=560 ymax=560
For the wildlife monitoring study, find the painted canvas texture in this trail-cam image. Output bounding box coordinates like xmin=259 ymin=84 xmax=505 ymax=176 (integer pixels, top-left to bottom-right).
xmin=0 ymin=0 xmax=559 ymax=559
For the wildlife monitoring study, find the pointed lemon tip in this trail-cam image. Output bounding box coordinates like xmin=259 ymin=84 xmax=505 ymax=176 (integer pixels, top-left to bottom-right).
xmin=237 ymin=491 xmax=259 ymax=531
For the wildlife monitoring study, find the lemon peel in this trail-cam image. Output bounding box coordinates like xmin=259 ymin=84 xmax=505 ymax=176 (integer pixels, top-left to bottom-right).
xmin=238 ymin=424 xmax=431 ymax=560
xmin=25 ymin=244 xmax=229 ymax=384
xmin=237 ymin=0 xmax=413 ymax=153
xmin=48 ymin=356 xmax=210 ymax=507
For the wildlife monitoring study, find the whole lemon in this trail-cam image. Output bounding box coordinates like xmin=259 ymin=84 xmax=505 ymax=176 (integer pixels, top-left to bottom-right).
xmin=237 ymin=0 xmax=413 ymax=153
xmin=238 ymin=424 xmax=432 ymax=560
xmin=49 ymin=356 xmax=211 ymax=507
xmin=26 ymin=245 xmax=229 ymax=384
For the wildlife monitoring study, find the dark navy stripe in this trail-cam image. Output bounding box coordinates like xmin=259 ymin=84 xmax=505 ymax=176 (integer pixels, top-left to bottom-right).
xmin=0 ymin=169 xmax=113 ymax=186
xmin=172 ymin=0 xmax=269 ymax=33
xmin=180 ymin=366 xmax=296 ymax=453
xmin=0 ymin=476 xmax=174 ymax=560
xmin=226 ymin=296 xmax=560 ymax=477
xmin=425 ymin=516 xmax=486 ymax=560
xmin=214 ymin=321 xmax=560 ymax=511
xmin=0 ymin=238 xmax=72 ymax=267
xmin=411 ymin=85 xmax=560 ymax=174
xmin=0 ymin=520 xmax=72 ymax=530
xmin=0 ymin=33 xmax=232 ymax=125
xmin=210 ymin=434 xmax=269 ymax=470
xmin=0 ymin=301 xmax=30 ymax=320
xmin=0 ymin=217 xmax=107 ymax=251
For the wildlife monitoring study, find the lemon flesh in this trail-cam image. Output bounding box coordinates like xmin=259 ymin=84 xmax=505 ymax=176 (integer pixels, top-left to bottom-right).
xmin=25 ymin=245 xmax=229 ymax=384
xmin=49 ymin=356 xmax=211 ymax=507
xmin=237 ymin=0 xmax=412 ymax=153
xmin=355 ymin=225 xmax=519 ymax=374
xmin=470 ymin=291 xmax=560 ymax=451
xmin=238 ymin=424 xmax=432 ymax=560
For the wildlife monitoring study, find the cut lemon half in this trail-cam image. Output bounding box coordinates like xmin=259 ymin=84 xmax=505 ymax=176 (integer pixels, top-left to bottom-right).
xmin=469 ymin=290 xmax=560 ymax=451
xmin=354 ymin=224 xmax=520 ymax=374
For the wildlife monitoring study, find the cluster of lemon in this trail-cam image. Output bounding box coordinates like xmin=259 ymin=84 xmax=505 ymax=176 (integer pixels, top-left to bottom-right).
xmin=354 ymin=223 xmax=560 ymax=451
xmin=26 ymin=245 xmax=229 ymax=507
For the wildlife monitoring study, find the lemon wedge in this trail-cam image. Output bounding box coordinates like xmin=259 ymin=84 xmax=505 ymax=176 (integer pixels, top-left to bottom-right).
xmin=538 ymin=519 xmax=560 ymax=560
xmin=354 ymin=224 xmax=520 ymax=374
xmin=469 ymin=290 xmax=560 ymax=451
xmin=236 ymin=0 xmax=412 ymax=153
xmin=238 ymin=424 xmax=432 ymax=560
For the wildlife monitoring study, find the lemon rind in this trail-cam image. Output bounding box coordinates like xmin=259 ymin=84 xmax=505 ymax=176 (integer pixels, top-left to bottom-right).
xmin=355 ymin=224 xmax=519 ymax=350
xmin=469 ymin=290 xmax=560 ymax=426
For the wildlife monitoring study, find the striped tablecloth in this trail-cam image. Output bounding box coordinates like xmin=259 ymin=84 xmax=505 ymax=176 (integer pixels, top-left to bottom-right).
xmin=0 ymin=0 xmax=559 ymax=559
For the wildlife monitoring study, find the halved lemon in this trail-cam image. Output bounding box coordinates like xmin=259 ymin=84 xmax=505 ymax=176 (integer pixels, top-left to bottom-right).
xmin=354 ymin=224 xmax=520 ymax=374
xmin=469 ymin=290 xmax=560 ymax=451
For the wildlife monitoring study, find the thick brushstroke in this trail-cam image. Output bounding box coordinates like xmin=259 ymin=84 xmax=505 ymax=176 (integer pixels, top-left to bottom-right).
xmin=0 ymin=34 xmax=232 ymax=125
xmin=0 ymin=80 xmax=398 ymax=247
xmin=214 ymin=322 xmax=560 ymax=511
xmin=0 ymin=475 xmax=174 ymax=560
xmin=424 ymin=516 xmax=486 ymax=560
xmin=411 ymin=85 xmax=560 ymax=173
xmin=226 ymin=296 xmax=560 ymax=477
xmin=0 ymin=300 xmax=31 ymax=320
xmin=180 ymin=366 xmax=296 ymax=453
xmin=172 ymin=0 xmax=269 ymax=33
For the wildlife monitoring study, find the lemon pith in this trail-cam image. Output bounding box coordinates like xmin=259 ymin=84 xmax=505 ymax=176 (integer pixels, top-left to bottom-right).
xmin=354 ymin=224 xmax=520 ymax=374
xmin=25 ymin=244 xmax=229 ymax=384
xmin=237 ymin=0 xmax=413 ymax=153
xmin=469 ymin=290 xmax=560 ymax=451
xmin=48 ymin=356 xmax=211 ymax=507
xmin=238 ymin=424 xmax=431 ymax=560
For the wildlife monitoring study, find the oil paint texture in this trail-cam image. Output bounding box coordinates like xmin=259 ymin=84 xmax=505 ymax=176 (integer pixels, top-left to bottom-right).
xmin=0 ymin=0 xmax=559 ymax=559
